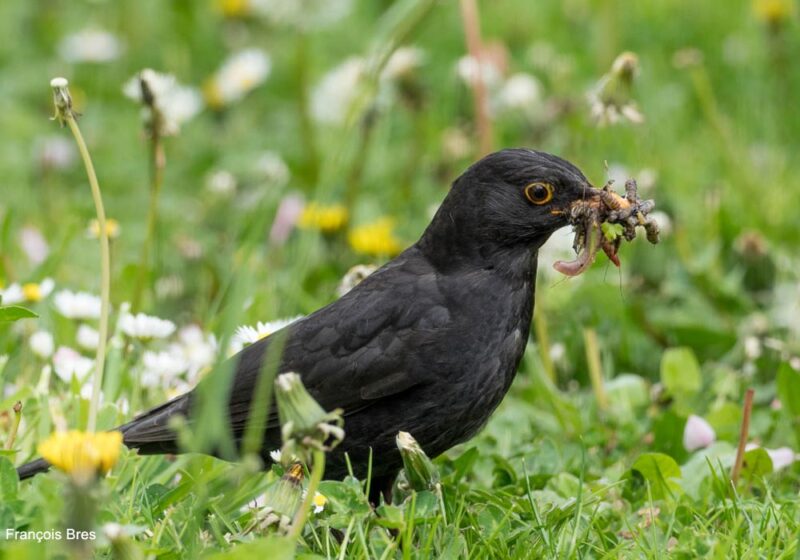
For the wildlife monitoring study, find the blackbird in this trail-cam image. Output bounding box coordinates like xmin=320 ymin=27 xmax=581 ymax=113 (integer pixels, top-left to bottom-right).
xmin=18 ymin=149 xmax=599 ymax=497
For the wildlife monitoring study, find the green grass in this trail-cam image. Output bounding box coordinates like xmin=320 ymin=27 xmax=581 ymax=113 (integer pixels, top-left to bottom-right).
xmin=1 ymin=0 xmax=800 ymax=557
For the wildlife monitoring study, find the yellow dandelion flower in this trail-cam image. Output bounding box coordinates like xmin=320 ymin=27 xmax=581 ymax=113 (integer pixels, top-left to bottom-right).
xmin=348 ymin=218 xmax=403 ymax=257
xmin=38 ymin=430 xmax=123 ymax=479
xmin=218 ymin=0 xmax=252 ymax=18
xmin=753 ymin=0 xmax=795 ymax=23
xmin=87 ymin=218 xmax=120 ymax=239
xmin=299 ymin=203 xmax=349 ymax=234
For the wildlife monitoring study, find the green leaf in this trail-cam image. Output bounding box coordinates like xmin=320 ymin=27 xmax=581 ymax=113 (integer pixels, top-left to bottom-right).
xmin=375 ymin=503 xmax=405 ymax=529
xmin=606 ymin=374 xmax=649 ymax=422
xmin=601 ymin=222 xmax=624 ymax=241
xmin=632 ymin=452 xmax=683 ymax=500
xmin=740 ymin=447 xmax=773 ymax=484
xmin=0 ymin=306 xmax=38 ymax=323
xmin=651 ymin=411 xmax=689 ymax=464
xmin=777 ymin=362 xmax=800 ymax=418
xmin=448 ymin=447 xmax=479 ymax=483
xmin=317 ymin=477 xmax=370 ymax=516
xmin=705 ymin=402 xmax=741 ymax=442
xmin=204 ymin=535 xmax=294 ymax=559
xmin=0 ymin=457 xmax=18 ymax=501
xmin=0 ymin=503 xmax=14 ymax=533
xmin=409 ymin=490 xmax=438 ymax=520
xmin=660 ymin=347 xmax=701 ymax=402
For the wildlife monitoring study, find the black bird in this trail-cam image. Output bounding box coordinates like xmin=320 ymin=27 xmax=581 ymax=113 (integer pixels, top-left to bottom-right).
xmin=18 ymin=149 xmax=598 ymax=498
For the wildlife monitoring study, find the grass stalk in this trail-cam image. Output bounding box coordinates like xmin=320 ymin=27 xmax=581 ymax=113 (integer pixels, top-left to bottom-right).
xmin=132 ymin=131 xmax=165 ymax=311
xmin=583 ymin=328 xmax=608 ymax=412
xmin=534 ymin=308 xmax=557 ymax=383
xmin=296 ymin=33 xmax=320 ymax=187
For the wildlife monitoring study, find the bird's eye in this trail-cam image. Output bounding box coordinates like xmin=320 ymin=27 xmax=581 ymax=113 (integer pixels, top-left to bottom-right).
xmin=524 ymin=182 xmax=554 ymax=205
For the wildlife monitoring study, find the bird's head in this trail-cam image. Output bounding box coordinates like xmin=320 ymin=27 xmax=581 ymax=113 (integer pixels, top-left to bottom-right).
xmin=420 ymin=149 xmax=598 ymax=264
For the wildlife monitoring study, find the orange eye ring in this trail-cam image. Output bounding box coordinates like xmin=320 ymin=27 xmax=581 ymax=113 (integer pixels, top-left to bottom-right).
xmin=524 ymin=182 xmax=554 ymax=205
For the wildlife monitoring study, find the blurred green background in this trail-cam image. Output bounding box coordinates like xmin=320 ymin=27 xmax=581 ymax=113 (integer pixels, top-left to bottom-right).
xmin=2 ymin=0 xmax=798 ymax=379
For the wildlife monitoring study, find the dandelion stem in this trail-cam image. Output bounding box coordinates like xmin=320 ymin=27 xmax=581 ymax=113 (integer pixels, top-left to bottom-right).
xmin=458 ymin=0 xmax=493 ymax=156
xmin=583 ymin=328 xmax=608 ymax=411
xmin=4 ymin=401 xmax=22 ymax=450
xmin=730 ymin=388 xmax=755 ymax=486
xmin=132 ymin=132 xmax=165 ymax=311
xmin=64 ymin=114 xmax=111 ymax=433
xmin=289 ymin=449 xmax=325 ymax=541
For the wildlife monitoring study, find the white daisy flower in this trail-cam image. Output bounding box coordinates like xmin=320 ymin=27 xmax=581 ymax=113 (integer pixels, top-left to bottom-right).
xmin=53 ymin=290 xmax=102 ymax=320
xmin=119 ymin=312 xmax=176 ymax=340
xmin=456 ymin=55 xmax=504 ymax=89
xmin=311 ymin=57 xmax=365 ymax=125
xmin=76 ymin=324 xmax=100 ymax=351
xmin=58 ymin=28 xmax=123 ymax=63
xmin=683 ymin=414 xmax=716 ymax=452
xmin=206 ymin=49 xmax=271 ymax=108
xmin=549 ymin=342 xmax=566 ymax=363
xmin=172 ymin=325 xmax=217 ymax=380
xmin=123 ymin=69 xmax=203 ymax=136
xmin=311 ymin=49 xmax=423 ymax=126
xmin=252 ymin=0 xmax=353 ymax=30
xmin=495 ymin=73 xmax=542 ymax=117
xmin=0 ymin=283 xmax=24 ymax=305
xmin=205 ymin=170 xmax=237 ymax=196
xmin=0 ymin=278 xmax=54 ymax=304
xmin=22 ymin=278 xmax=55 ymax=302
xmin=141 ymin=350 xmax=189 ymax=388
xmin=253 ymin=151 xmax=290 ymax=187
xmin=230 ymin=316 xmax=303 ymax=354
xmin=269 ymin=449 xmax=282 ymax=463
xmin=744 ymin=336 xmax=762 ymax=360
xmin=383 ymin=47 xmax=425 ymax=80
xmin=311 ymin=492 xmax=327 ymax=514
xmin=19 ymin=226 xmax=50 ymax=265
xmin=29 ymin=331 xmax=55 ymax=359
xmin=52 ymin=346 xmax=94 ymax=383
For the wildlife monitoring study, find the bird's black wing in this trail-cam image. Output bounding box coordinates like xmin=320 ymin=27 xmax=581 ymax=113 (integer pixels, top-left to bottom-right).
xmin=226 ymin=248 xmax=450 ymax=435
xmin=122 ymin=247 xmax=450 ymax=449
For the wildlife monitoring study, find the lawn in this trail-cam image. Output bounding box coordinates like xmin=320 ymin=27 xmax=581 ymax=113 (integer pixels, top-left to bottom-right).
xmin=1 ymin=0 xmax=800 ymax=558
